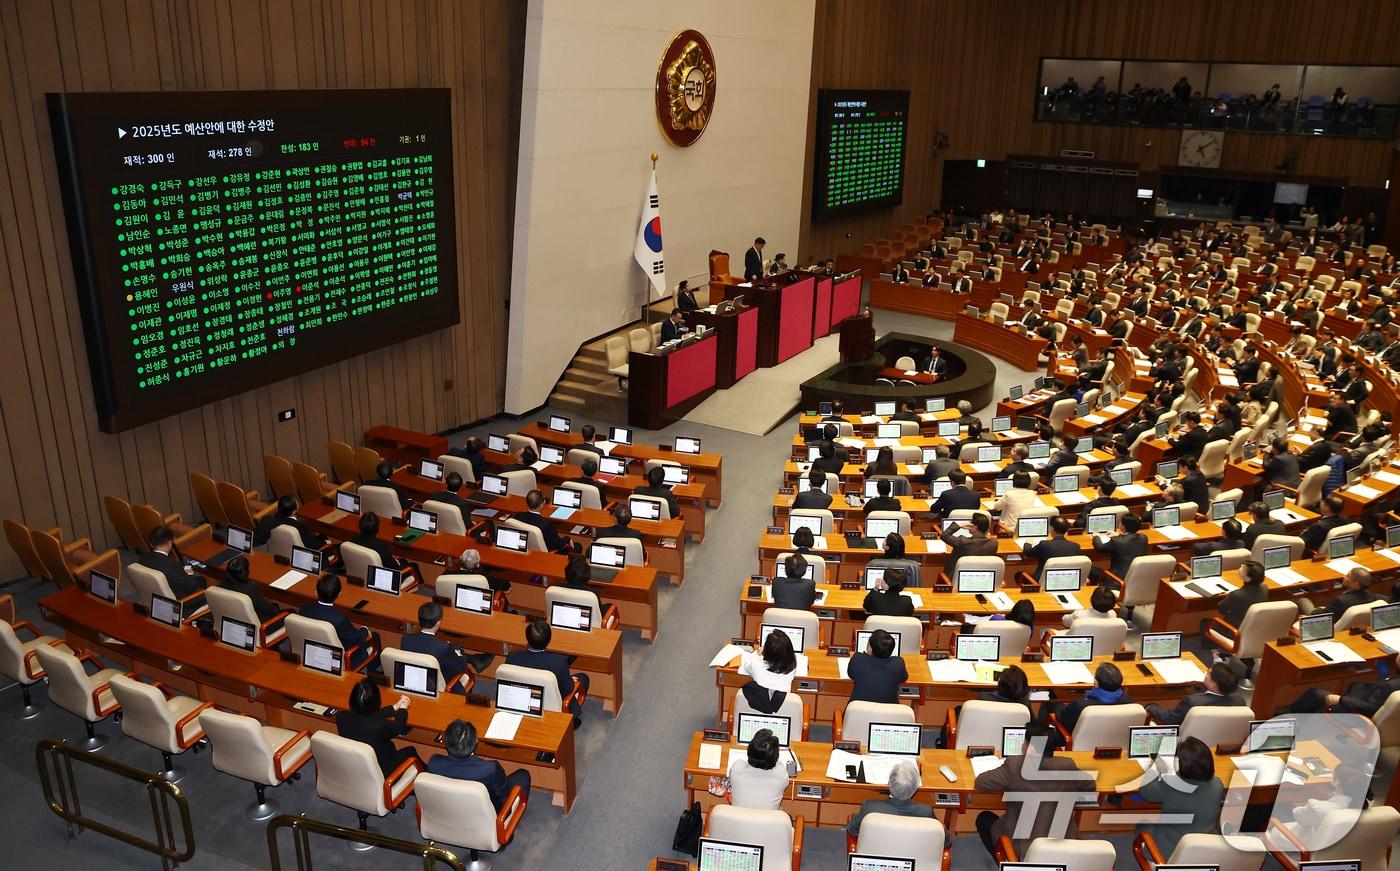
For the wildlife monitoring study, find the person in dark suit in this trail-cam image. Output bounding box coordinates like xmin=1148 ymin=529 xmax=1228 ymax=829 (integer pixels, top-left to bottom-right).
xmin=1042 ymin=434 xmax=1080 ymax=480
xmin=675 ymin=280 xmax=699 ymax=312
xmin=923 ymin=345 xmax=949 ymax=378
xmin=744 ymin=237 xmax=766 ymax=281
xmin=1178 ymin=457 xmax=1210 ymax=514
xmin=335 ymin=678 xmax=420 ymax=775
xmin=594 ymin=504 xmax=645 ymax=543
xmin=1218 ymin=560 xmax=1269 ymax=630
xmin=1092 ymin=512 xmax=1148 ymax=580
xmin=1321 ymin=393 xmax=1358 ymax=441
xmin=351 ymin=512 xmax=415 ymax=576
xmin=862 ymin=478 xmax=901 ymax=515
xmin=363 ymin=460 xmax=414 ymax=511
xmin=252 ymin=495 xmax=327 ymax=549
xmin=1241 ymin=502 xmax=1286 ymax=549
xmin=566 ymin=458 xmax=605 ymax=506
xmin=218 ymin=555 xmax=282 ymax=624
xmin=1168 ymin=412 xmax=1209 ymax=461
xmin=401 ymin=600 xmax=492 ymax=684
xmin=447 ymin=436 xmax=486 ymax=483
xmin=1000 ymin=444 xmax=1036 ymax=478
xmin=428 ymin=472 xmax=474 ymax=518
xmin=633 ymin=465 xmax=679 ymax=519
xmin=928 ymin=470 xmax=981 ymax=518
xmin=847 ymin=629 xmax=908 ymax=703
xmin=920 ymin=446 xmax=961 ymax=486
xmin=1314 ymin=567 xmax=1380 ymax=621
xmin=1233 ymin=346 xmax=1260 ymax=384
xmin=941 ymin=512 xmax=997 ymax=575
xmin=505 ymin=618 xmax=590 ymax=723
xmin=1145 ymin=662 xmax=1244 ymax=726
xmin=1022 ymin=517 xmax=1080 ymax=578
xmin=1053 ymin=662 xmax=1133 ymax=737
xmin=921 ymin=270 xmax=941 ymax=288
xmin=794 ymin=470 xmax=833 ymax=510
xmin=950 ymin=273 xmax=973 ymax=293
xmin=1193 ymin=518 xmax=1245 ymax=556
xmin=1261 ymin=437 xmax=1301 ymax=489
xmin=973 ymin=722 xmax=1093 ymax=857
xmin=772 ymin=554 xmax=817 ymax=610
xmin=812 ymin=441 xmax=845 ymax=476
xmin=136 ymin=525 xmax=207 ymax=602
xmin=1079 ymin=477 xmax=1122 ymax=524
xmin=427 ymin=719 xmax=532 ymax=812
xmin=863 ymin=567 xmax=915 ymax=617
xmin=1301 ymin=494 xmax=1351 ymax=555
xmin=659 ymin=309 xmax=686 ymax=344
xmin=510 ymin=490 xmax=566 ymax=552
xmin=890 ymin=263 xmax=910 ymax=283
xmin=890 ymin=400 xmax=920 ymax=423
xmin=1288 ymin=652 xmax=1400 ymax=715
xmin=298 ymin=575 xmax=380 ymax=670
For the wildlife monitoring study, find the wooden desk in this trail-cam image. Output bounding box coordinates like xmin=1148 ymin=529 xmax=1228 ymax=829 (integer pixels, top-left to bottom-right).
xmin=628 ymin=332 xmax=720 ymax=431
xmin=39 ymin=587 xmax=580 ymax=809
xmin=517 ymin=422 xmax=723 ymax=507
xmin=686 ymin=305 xmax=759 ymax=389
xmin=1061 ymin=393 xmax=1145 ymax=439
xmin=297 ymin=500 xmax=662 ymax=641
xmin=1250 ymin=632 xmax=1391 ymax=718
xmin=181 ymin=539 xmax=626 ymax=715
xmin=363 ymin=425 xmax=449 ymax=466
xmin=953 ymin=314 xmax=1042 ymax=371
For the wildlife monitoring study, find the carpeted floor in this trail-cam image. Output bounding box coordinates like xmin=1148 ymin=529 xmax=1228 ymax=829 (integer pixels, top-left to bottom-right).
xmin=0 ymin=302 xmax=1286 ymax=871
xmin=682 ymin=333 xmax=841 ymax=436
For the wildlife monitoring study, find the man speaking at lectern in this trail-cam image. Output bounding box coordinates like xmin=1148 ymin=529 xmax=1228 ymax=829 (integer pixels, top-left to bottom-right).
xmin=744 ymin=237 xmax=766 ymax=281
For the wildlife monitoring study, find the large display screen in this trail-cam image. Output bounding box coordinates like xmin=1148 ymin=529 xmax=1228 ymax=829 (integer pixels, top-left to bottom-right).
xmin=812 ymin=89 xmax=909 ymax=220
xmin=48 ymin=88 xmax=458 ymax=432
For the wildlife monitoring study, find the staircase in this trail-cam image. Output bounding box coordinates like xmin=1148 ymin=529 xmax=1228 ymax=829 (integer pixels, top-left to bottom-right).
xmin=546 ymin=321 xmax=657 ymax=420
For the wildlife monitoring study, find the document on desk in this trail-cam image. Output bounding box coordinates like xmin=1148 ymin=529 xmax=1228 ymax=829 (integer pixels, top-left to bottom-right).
xmin=861 ymin=756 xmax=898 ymax=786
xmin=905 ymin=592 xmax=924 ymax=609
xmin=1347 ymin=484 xmax=1382 ymax=500
xmin=485 ymin=711 xmax=522 ymax=741
xmin=1080 ymin=414 xmax=1106 ymax=425
xmin=872 ymin=438 xmax=900 ymax=448
xmin=905 ymin=464 xmax=926 ymax=476
xmin=825 ymin=749 xmax=864 ymax=781
xmin=472 ymin=508 xmax=499 ymax=518
xmin=594 ymin=440 xmax=616 ymax=455
xmin=1372 ymin=627 xmax=1400 ymax=649
xmin=925 ymin=539 xmax=948 ymax=553
xmin=971 ymin=462 xmax=1002 ymax=473
xmin=859 ymin=415 xmax=881 ymax=425
xmin=1051 ymin=592 xmax=1083 ymax=611
xmin=1156 ymin=525 xmax=1198 ymax=541
xmin=1168 ymin=580 xmax=1209 ymax=599
xmin=697 ymin=743 xmax=723 ymax=771
xmin=794 ymin=654 xmax=809 ymax=677
xmin=986 ymin=591 xmax=1015 ymax=611
xmin=971 ymin=755 xmax=1006 ymax=777
xmin=550 ymin=507 xmax=576 ymax=521
xmin=709 ymin=644 xmax=748 ymax=668
xmin=1266 ymin=567 xmax=1311 ymax=587
xmin=1149 ymin=658 xmax=1206 ymax=684
xmin=1270 ymin=508 xmax=1305 ymax=523
xmin=1325 ymin=557 xmax=1367 ymax=575
xmin=1117 ymin=484 xmax=1151 ymax=498
xmin=813 ymin=536 xmax=829 ymax=550
xmin=530 ymin=461 xmax=552 ymax=472
xmin=1056 ymin=492 xmax=1087 ymax=505
xmin=1373 ymin=470 xmax=1400 ymax=486
xmin=837 ymin=657 xmax=850 ymax=679
xmin=927 ymin=658 xmax=980 ymax=683
xmin=1042 ymin=661 xmax=1094 ymax=685
xmin=1305 ymin=641 xmax=1365 ymax=664
xmin=270 ymin=570 xmax=308 ymax=591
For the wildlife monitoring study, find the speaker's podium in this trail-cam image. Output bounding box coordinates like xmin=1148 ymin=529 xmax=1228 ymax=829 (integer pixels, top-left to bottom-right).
xmin=839 ymin=308 xmax=875 ymax=362
xmin=627 ymin=329 xmax=719 ymax=430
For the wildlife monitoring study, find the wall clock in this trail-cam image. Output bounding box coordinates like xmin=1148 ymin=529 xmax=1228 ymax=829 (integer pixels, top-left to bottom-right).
xmin=1178 ymin=130 xmax=1224 ymax=168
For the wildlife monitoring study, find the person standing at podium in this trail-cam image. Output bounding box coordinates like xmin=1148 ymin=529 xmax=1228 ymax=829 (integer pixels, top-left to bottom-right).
xmin=675 ymin=280 xmax=699 ymax=312
xmin=744 ymin=237 xmax=766 ymax=281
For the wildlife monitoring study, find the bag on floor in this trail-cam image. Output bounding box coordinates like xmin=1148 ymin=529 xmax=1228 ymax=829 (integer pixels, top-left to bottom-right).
xmin=672 ymin=801 xmax=703 ymax=856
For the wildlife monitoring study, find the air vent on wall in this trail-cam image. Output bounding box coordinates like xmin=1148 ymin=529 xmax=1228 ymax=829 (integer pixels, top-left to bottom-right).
xmin=1059 ymin=148 xmax=1095 ymax=159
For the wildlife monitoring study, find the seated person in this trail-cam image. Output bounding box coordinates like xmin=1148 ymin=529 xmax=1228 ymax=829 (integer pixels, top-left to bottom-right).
xmin=1290 ymin=653 xmax=1400 ymax=717
xmin=510 ymin=489 xmax=567 ymax=552
xmin=1193 ymin=517 xmax=1244 ymax=556
xmin=862 ymin=478 xmax=901 ymax=514
xmin=794 ymin=469 xmax=833 ymax=509
xmin=1218 ymin=560 xmax=1268 ymax=630
xmin=890 ymin=399 xmax=920 ymax=422
xmin=298 ymin=574 xmax=380 ymax=670
xmin=1079 ymin=477 xmax=1122 ymax=526
xmin=427 ymin=718 xmax=532 ymax=811
xmin=847 ymin=629 xmax=908 ymax=703
xmin=401 ymin=600 xmax=493 ymax=682
xmin=459 ymin=547 xmax=510 ymax=592
xmin=972 ymin=722 xmax=1091 ymax=857
xmin=1092 ymin=512 xmax=1147 ymax=581
xmin=335 ymin=678 xmax=420 ymax=775
xmin=772 ymin=554 xmax=818 ymax=610
xmin=499 ymin=445 xmax=539 ymax=474
xmin=1312 ymin=567 xmax=1379 ymax=620
xmin=1145 ymin=662 xmax=1243 ymax=725
xmin=928 ymin=469 xmax=980 ymax=517
xmin=727 ymin=728 xmax=790 ymax=811
xmin=573 ymin=425 xmax=604 ymax=455
xmin=218 ymin=555 xmax=282 ymax=624
xmin=812 ymin=441 xmax=846 ymax=475
xmin=995 ymin=471 xmax=1040 ymax=532
xmin=1062 ymin=584 xmax=1119 ymax=628
xmin=427 ymin=472 xmax=474 ymax=517
xmin=136 ymin=525 xmax=207 ymax=603
xmin=1300 ymin=494 xmax=1350 ymax=555
xmin=566 ymin=458 xmax=606 ymax=505
xmin=845 ymin=760 xmax=933 ymax=836
xmin=1129 ymin=736 xmax=1226 ymax=860
xmin=1023 ymin=517 xmax=1079 ymax=577
xmin=737 ymin=628 xmax=798 ymax=713
xmin=505 ymin=618 xmax=590 ymax=725
xmin=363 ymin=460 xmax=413 ymax=510
xmin=561 ymin=554 xmax=594 ymax=590
xmin=978 ymin=664 xmax=1032 ymax=715
xmin=1052 ymin=661 xmax=1132 ymax=736
xmin=863 ymin=567 xmax=915 ymax=617
xmin=1241 ymin=501 xmax=1286 ymax=548
xmin=632 ymin=465 xmax=679 ymax=519
xmin=351 ymin=512 xmax=423 ymax=583
xmin=920 ymin=445 xmax=960 ymax=485
xmin=252 ymin=495 xmax=327 ymax=549
xmin=594 ymin=504 xmax=645 ymax=542
xmin=447 ymin=436 xmax=486 ymax=481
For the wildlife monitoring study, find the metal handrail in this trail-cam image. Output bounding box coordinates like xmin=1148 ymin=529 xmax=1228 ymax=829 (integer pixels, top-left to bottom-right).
xmin=266 ymin=814 xmax=467 ymax=870
xmin=35 ymin=738 xmax=196 ymax=870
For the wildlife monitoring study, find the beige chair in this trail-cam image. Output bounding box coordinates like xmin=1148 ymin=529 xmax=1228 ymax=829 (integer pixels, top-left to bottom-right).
xmin=775 ymin=552 xmax=826 ymax=585
xmin=217 ymin=478 xmax=273 ymax=530
xmin=283 ymin=614 xmax=368 ymax=671
xmin=1135 ymin=832 xmax=1265 ymax=870
xmin=1335 ymin=598 xmax=1388 ymax=632
xmin=1249 ymin=534 xmax=1305 ymax=564
xmin=558 ymin=480 xmax=603 ymax=510
xmin=1318 ymin=522 xmax=1362 ymax=552
xmin=1111 ymin=554 xmax=1178 ymax=614
xmin=956 ymin=441 xmax=991 ymax=462
xmin=267 ymin=524 xmax=304 ymax=561
xmin=1178 ymin=706 xmax=1253 ymax=749
xmin=380 ymin=648 xmax=473 ymax=696
xmin=706 ymin=805 xmax=803 ymax=871
xmin=309 ymin=731 xmax=422 ymax=847
xmin=836 ymin=701 xmax=915 ymax=746
xmin=1266 ymin=805 xmax=1400 ymax=871
xmin=627 ymin=327 xmax=651 ymax=354
xmin=356 ymin=484 xmax=404 ymax=520
xmin=353 ymin=447 xmax=383 ymax=484
xmin=628 ymin=492 xmax=671 ymax=521
xmin=1047 ymin=398 xmax=1077 ymax=432
xmin=1 ymin=613 xmax=70 ymax=719
xmin=1051 ymin=703 xmax=1146 ymax=751
xmin=199 ymin=707 xmax=311 ymax=820
xmin=1199 ymin=439 xmax=1230 ymax=480
xmin=500 ymin=517 xmax=547 ymax=553
xmin=861 ymin=615 xmax=924 ymax=653
xmin=1004 ymin=837 xmax=1115 ymax=871
xmin=1043 ymin=616 xmax=1127 ymax=657
xmin=761 ymin=608 xmax=822 ymax=651
xmin=945 ymin=554 xmax=1006 ymax=589
xmin=506 ymin=434 xmax=538 ymax=456
xmin=973 ymin=619 xmax=1031 ymax=656
xmin=947 ymin=700 xmax=1030 ymax=750
xmin=339 ymin=541 xmax=383 ymax=584
xmin=851 ymin=814 xmax=949 ymax=871
xmin=31 ymin=527 xmax=122 ymax=592
xmin=414 ymin=772 xmax=528 ymax=863
xmin=436 ymin=454 xmax=477 ymax=486
xmin=866 ymin=510 xmax=912 ymax=536
xmin=205 ymin=585 xmax=287 ymax=649
xmin=1294 ymin=465 xmax=1329 ymax=510
xmin=495 ymin=662 xmax=585 ymax=714
xmin=1028 ymin=553 xmax=1091 ymax=584
xmin=730 ymin=693 xmax=808 ymax=742
xmin=190 ymin=473 xmax=230 ymax=524
xmin=790 ymin=508 xmax=834 ymax=534
xmin=604 ymin=336 xmax=629 ymax=391
xmin=1216 ymin=547 xmax=1253 ymax=573
xmin=33 ymin=644 xmax=124 ymax=752
xmin=327 ymin=441 xmax=359 ymax=484
xmin=1205 ymin=600 xmax=1297 ymax=665
xmin=895 ymin=355 xmax=916 ymax=370
xmin=499 ymin=469 xmax=536 ymax=497
xmin=125 ymin=562 xmax=209 ymax=621
xmin=544 ymin=586 xmax=618 ymax=630
xmin=108 ymin=674 xmax=211 ymax=782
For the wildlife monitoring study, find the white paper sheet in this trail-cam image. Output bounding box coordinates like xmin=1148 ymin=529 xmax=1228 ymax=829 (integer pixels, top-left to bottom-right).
xmin=594 ymin=440 xmax=617 ymax=455
xmin=1080 ymin=414 xmax=1106 ymax=425
xmin=1376 ymin=548 xmax=1400 ymax=565
xmin=971 ymin=462 xmax=1002 ymax=473
xmin=270 ymin=570 xmax=307 ymax=591
xmin=837 ymin=657 xmax=850 ymax=679
xmin=925 ymin=539 xmax=949 ymax=554
xmin=1156 ymin=525 xmax=1198 ymax=541
xmin=1118 ymin=484 xmax=1151 ymax=498
xmin=987 ymin=591 xmax=1015 ymax=611
xmin=826 ymin=748 xmax=864 ymax=780
xmin=1041 ymin=661 xmax=1094 ymax=685
xmin=1347 ymin=484 xmax=1382 ymax=500
xmin=971 ymin=755 xmax=1006 ymax=776
xmin=1305 ymin=641 xmax=1365 ymax=664
xmin=1373 ymin=470 xmax=1400 ymax=485
xmin=794 ymin=653 xmax=810 ymax=677
xmin=906 ymin=593 xmax=924 ymax=609
xmin=485 ymin=711 xmax=522 ymax=741
xmin=1325 ymin=558 xmax=1367 ymax=575
xmin=1056 ymin=492 xmax=1087 ymax=505
xmin=1371 ymin=627 xmax=1400 ymax=648
xmin=709 ymin=644 xmax=749 ymax=668
xmin=697 ymin=743 xmax=723 ymax=771
xmin=1149 ymin=658 xmax=1206 ymax=684
xmin=927 ymin=659 xmax=979 ymax=682
xmin=1266 ymin=568 xmax=1311 ymax=587
xmin=1052 ymin=592 xmax=1084 ymax=611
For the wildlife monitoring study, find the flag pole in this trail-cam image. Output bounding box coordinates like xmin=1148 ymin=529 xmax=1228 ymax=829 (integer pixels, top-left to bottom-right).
xmin=643 ymin=152 xmax=659 ymax=326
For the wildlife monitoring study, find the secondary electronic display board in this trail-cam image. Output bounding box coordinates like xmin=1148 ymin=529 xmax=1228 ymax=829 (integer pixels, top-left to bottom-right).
xmin=47 ymin=88 xmax=458 ymax=432
xmin=812 ymin=89 xmax=909 ymax=220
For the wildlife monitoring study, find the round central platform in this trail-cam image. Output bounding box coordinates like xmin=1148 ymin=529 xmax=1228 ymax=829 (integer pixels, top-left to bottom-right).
xmin=799 ymin=331 xmax=999 ymax=414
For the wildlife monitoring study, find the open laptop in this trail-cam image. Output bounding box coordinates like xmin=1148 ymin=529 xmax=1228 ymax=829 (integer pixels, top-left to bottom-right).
xmin=469 ymin=474 xmax=509 ymax=504
xmin=407 ymin=508 xmax=438 ymax=535
xmin=218 ymin=616 xmax=257 ymax=652
xmin=588 ymin=541 xmax=627 ymax=580
xmin=87 ymin=570 xmax=118 ymax=603
xmin=418 ymin=458 xmax=445 ymax=481
xmin=955 ymin=634 xmax=1000 ymax=661
xmin=849 ymin=856 xmax=915 ymax=871
xmin=675 ymin=436 xmax=702 ymax=454
xmin=1299 ymin=613 xmax=1334 ymax=644
xmin=1085 ymin=511 xmax=1117 ymax=535
xmin=291 ymin=545 xmax=321 ymax=574
xmin=1209 ymin=498 xmax=1236 ymax=522
xmin=759 ymin=623 xmax=806 ymax=653
xmin=1002 ymin=726 xmax=1027 ymax=757
xmin=662 ymin=464 xmax=690 ymax=485
xmin=1247 ymin=718 xmax=1296 ymax=753
xmin=366 ymin=565 xmax=403 ymax=594
xmin=496 ymin=677 xmax=545 ymax=717
xmin=956 ymin=569 xmax=997 ymax=594
xmin=1017 ymin=516 xmax=1050 ymax=541
xmin=609 ymin=426 xmax=633 ymax=446
xmin=867 ymin=722 xmax=921 ymax=755
xmin=1043 ymin=568 xmax=1082 ymax=606
xmin=149 ymin=593 xmax=184 ymax=627
xmin=453 ymin=584 xmax=493 ymax=615
xmin=866 ymin=516 xmax=901 ymax=540
xmin=736 ymin=712 xmax=791 ymax=747
xmin=548 ymin=414 xmax=571 ymax=433
xmin=549 ymin=601 xmax=592 ymax=632
xmin=494 ymin=527 xmax=529 ymax=554
xmin=874 ymin=400 xmax=897 ymax=417
xmin=999 ymin=862 xmax=1067 ymax=871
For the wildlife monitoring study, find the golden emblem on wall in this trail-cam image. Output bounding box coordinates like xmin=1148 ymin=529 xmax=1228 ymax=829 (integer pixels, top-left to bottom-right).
xmin=655 ymin=29 xmax=716 ymax=147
